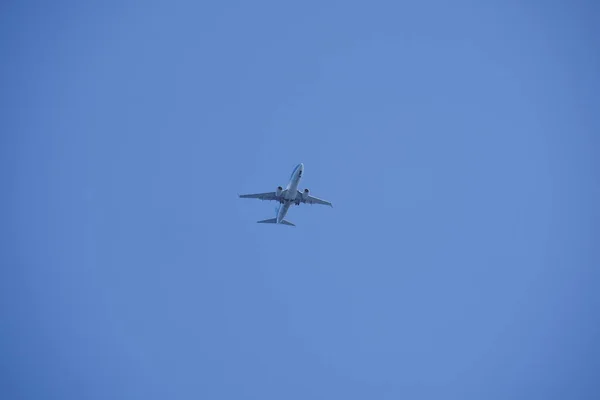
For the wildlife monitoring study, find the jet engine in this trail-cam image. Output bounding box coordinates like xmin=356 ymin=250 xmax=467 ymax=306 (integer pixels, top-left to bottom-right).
xmin=276 ymin=186 xmax=283 ymax=197
xmin=302 ymin=188 xmax=310 ymax=200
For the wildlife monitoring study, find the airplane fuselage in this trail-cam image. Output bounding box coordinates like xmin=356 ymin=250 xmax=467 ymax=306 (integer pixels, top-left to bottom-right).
xmin=277 ymin=163 xmax=303 ymax=223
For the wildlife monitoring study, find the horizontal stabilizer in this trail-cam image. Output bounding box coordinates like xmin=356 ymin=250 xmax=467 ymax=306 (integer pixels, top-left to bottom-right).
xmin=257 ymin=218 xmax=295 ymax=226
xmin=257 ymin=218 xmax=277 ymax=224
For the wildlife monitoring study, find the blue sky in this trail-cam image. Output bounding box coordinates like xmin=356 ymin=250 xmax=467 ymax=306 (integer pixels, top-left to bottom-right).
xmin=1 ymin=0 xmax=599 ymax=398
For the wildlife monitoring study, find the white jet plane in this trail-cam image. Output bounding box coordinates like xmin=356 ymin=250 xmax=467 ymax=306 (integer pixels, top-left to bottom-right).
xmin=239 ymin=163 xmax=333 ymax=226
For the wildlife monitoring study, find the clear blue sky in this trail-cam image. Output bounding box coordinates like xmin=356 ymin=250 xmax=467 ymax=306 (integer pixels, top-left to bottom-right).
xmin=2 ymin=1 xmax=599 ymax=398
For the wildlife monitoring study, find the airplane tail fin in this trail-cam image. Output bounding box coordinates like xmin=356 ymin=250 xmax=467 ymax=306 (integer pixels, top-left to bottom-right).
xmin=257 ymin=218 xmax=295 ymax=226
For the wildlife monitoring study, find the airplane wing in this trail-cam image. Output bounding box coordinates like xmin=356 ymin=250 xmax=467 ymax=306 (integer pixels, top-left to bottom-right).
xmin=298 ymin=191 xmax=333 ymax=207
xmin=239 ymin=192 xmax=278 ymax=201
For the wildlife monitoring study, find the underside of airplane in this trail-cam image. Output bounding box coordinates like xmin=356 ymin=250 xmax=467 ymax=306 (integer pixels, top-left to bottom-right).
xmin=238 ymin=163 xmax=332 ymax=226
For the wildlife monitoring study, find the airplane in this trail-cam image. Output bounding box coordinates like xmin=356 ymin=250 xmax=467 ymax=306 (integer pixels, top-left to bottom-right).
xmin=239 ymin=163 xmax=332 ymax=226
